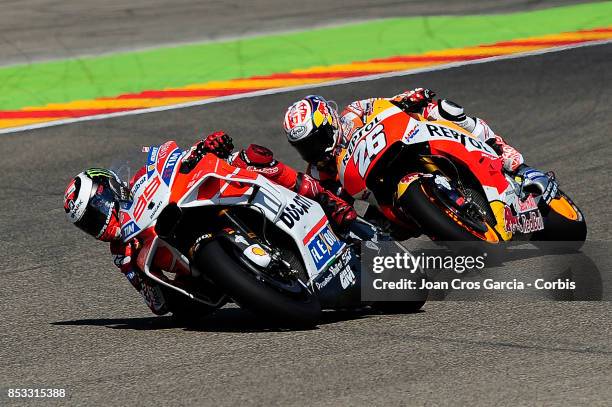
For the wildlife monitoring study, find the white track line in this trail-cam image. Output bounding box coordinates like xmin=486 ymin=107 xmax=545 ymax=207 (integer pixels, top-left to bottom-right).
xmin=1 ymin=39 xmax=609 ymax=135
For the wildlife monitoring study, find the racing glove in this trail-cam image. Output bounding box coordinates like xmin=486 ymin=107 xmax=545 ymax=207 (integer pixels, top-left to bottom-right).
xmin=111 ymin=240 xmax=140 ymax=273
xmin=180 ymin=142 xmax=206 ymax=173
xmin=180 ymin=132 xmax=234 ymax=173
xmin=318 ymin=190 xmax=358 ymax=229
xmin=111 ymin=240 xmax=144 ymax=290
xmin=393 ymin=88 xmax=436 ymax=112
xmin=203 ymin=131 xmax=234 ymax=158
xmin=516 ymin=165 xmax=559 ymax=204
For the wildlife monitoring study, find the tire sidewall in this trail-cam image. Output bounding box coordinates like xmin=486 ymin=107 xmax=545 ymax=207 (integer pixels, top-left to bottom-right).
xmin=400 ymin=179 xmax=481 ymax=241
xmin=195 ymin=240 xmax=321 ymax=326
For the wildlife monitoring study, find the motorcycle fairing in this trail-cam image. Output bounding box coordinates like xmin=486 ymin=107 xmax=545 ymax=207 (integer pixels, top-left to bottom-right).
xmin=176 ymin=154 xmax=347 ymax=278
xmin=413 ymin=122 xmax=509 ymax=198
xmin=121 ymin=141 xmax=183 ymax=242
xmin=338 ymin=104 xmax=404 ymax=198
xmin=301 ymin=216 xmax=344 ymax=271
xmin=125 ymin=145 xmax=346 ymax=281
xmin=312 ymin=247 xmax=361 ymax=308
xmin=139 ymin=233 xmax=228 ymax=307
xmin=337 ymin=100 xmax=545 ymax=238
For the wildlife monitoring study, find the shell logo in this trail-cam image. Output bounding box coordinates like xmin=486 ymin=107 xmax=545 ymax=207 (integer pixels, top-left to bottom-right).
xmin=251 ymin=246 xmax=267 ymax=256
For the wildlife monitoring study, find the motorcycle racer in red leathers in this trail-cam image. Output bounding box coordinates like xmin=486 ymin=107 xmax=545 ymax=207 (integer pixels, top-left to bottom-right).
xmin=64 ymin=167 xmax=175 ymax=315
xmin=63 ymin=138 xmax=359 ymax=316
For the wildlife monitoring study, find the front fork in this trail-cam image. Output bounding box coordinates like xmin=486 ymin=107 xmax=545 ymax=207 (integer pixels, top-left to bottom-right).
xmin=393 ymin=172 xmax=436 ymax=229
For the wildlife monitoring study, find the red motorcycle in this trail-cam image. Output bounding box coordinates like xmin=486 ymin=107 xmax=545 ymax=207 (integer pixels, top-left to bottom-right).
xmin=119 ymin=141 xmax=427 ymax=325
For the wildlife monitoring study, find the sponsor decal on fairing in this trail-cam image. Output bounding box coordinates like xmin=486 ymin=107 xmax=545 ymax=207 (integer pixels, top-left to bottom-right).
xmin=516 ymin=194 xmax=538 ymax=213
xmin=162 ymin=150 xmax=182 ymax=186
xmin=158 ymin=142 xmax=171 ymax=160
xmin=315 ymin=249 xmax=354 ymax=289
xmin=306 ymin=224 xmax=343 ymax=271
xmin=503 ymin=207 xmax=544 ymax=234
xmin=132 ymin=174 xmax=147 ymax=194
xmin=402 ymin=123 xmax=421 ymax=142
xmin=279 ymin=194 xmax=315 ymax=229
xmin=424 ymin=123 xmax=497 ymax=155
xmin=146 ymin=146 xmax=159 ymax=178
xmin=121 ymin=221 xmax=140 ymax=240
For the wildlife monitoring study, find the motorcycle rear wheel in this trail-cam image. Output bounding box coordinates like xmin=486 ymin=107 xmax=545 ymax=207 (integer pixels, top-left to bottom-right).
xmin=194 ymin=240 xmax=321 ymax=327
xmin=531 ymin=190 xmax=587 ymax=251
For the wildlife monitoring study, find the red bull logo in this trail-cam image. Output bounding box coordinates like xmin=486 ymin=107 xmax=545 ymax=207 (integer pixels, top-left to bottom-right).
xmin=517 ymin=195 xmax=538 ymax=213
xmin=504 ymin=206 xmax=544 ymax=234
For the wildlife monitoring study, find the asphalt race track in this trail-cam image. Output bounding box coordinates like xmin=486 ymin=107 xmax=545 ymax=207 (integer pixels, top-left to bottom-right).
xmin=0 ymin=42 xmax=610 ymax=405
xmin=0 ymin=0 xmax=597 ymax=65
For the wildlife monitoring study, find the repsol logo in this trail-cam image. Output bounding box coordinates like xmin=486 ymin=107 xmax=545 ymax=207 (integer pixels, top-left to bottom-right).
xmin=343 ymin=116 xmax=381 ymax=166
xmin=425 ymin=124 xmax=494 ymax=154
xmin=280 ymin=195 xmax=314 ymax=228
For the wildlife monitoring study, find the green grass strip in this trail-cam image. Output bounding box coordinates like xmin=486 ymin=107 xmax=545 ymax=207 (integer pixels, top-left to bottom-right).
xmin=0 ymin=1 xmax=610 ymax=110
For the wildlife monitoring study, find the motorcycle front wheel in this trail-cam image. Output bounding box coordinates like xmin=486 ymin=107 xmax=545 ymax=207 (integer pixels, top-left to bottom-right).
xmin=398 ymin=178 xmax=499 ymax=243
xmin=194 ymin=239 xmax=321 ymax=327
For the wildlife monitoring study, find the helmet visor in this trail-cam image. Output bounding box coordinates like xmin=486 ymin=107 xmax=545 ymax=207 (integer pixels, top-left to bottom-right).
xmin=290 ymin=123 xmax=336 ymax=163
xmin=74 ymin=181 xmax=118 ymax=238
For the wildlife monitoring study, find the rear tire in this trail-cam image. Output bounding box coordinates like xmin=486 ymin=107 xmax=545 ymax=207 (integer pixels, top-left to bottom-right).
xmin=195 ymin=240 xmax=321 ymax=327
xmin=531 ymin=191 xmax=587 ymax=251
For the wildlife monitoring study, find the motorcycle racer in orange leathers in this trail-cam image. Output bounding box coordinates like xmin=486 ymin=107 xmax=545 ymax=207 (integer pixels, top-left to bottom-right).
xmin=281 ymin=89 xmax=558 ymax=235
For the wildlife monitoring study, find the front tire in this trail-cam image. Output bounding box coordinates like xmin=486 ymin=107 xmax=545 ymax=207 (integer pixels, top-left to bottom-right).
xmin=398 ymin=179 xmax=498 ymax=243
xmin=195 ymin=240 xmax=321 ymax=327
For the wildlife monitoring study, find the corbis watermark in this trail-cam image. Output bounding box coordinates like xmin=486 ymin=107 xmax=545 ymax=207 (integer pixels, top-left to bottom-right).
xmin=361 ymin=241 xmax=610 ymax=302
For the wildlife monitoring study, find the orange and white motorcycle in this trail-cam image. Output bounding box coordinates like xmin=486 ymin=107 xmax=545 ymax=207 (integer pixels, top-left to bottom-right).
xmin=336 ymin=99 xmax=587 ymax=245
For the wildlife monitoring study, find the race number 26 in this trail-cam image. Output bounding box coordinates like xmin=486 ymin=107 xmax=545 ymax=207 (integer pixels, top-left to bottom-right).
xmin=353 ymin=123 xmax=387 ymax=177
